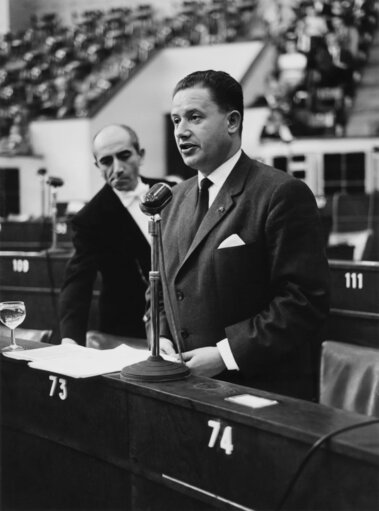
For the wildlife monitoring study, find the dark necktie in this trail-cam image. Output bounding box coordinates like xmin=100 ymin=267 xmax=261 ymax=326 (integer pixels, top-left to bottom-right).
xmin=192 ymin=177 xmax=213 ymax=238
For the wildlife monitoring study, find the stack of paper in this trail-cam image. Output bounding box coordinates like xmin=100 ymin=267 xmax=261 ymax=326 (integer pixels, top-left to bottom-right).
xmin=2 ymin=343 xmax=154 ymax=378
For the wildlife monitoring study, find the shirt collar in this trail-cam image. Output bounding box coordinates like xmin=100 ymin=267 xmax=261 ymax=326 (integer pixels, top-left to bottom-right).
xmin=112 ymin=178 xmax=149 ymax=206
xmin=112 ymin=177 xmax=147 ymax=197
xmin=197 ymin=149 xmax=242 ymax=188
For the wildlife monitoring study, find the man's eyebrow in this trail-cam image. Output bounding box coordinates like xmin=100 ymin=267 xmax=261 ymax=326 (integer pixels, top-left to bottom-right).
xmin=171 ymin=108 xmax=200 ymax=118
xmin=99 ymin=149 xmax=131 ymax=158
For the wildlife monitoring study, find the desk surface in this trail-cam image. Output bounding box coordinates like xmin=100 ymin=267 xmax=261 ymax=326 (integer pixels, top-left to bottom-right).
xmin=1 ymin=338 xmax=379 ymax=511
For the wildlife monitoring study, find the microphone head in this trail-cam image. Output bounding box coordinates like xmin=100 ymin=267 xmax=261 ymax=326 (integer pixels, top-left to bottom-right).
xmin=37 ymin=168 xmax=47 ymax=176
xmin=47 ymin=176 xmax=64 ymax=188
xmin=140 ymin=182 xmax=172 ymax=215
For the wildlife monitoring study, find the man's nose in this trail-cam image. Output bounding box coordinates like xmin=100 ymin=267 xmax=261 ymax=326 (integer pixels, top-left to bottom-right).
xmin=176 ymin=120 xmax=190 ymax=138
xmin=113 ymin=155 xmax=124 ymax=174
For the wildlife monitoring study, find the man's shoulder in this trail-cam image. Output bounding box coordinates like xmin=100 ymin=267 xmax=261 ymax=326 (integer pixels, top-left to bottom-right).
xmin=72 ymin=184 xmax=116 ymax=224
xmin=171 ymin=175 xmax=197 ymax=196
xmin=243 ymin=154 xmax=301 ymax=186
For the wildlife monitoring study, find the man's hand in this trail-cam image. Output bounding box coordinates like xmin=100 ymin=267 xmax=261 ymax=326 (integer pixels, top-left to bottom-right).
xmin=180 ymin=347 xmax=226 ymax=377
xmin=159 ymin=337 xmax=176 ymax=357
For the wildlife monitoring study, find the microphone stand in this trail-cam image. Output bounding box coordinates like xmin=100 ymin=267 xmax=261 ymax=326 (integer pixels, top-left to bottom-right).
xmin=46 ymin=177 xmax=64 ymax=253
xmin=49 ymin=185 xmax=58 ymax=252
xmin=37 ymin=168 xmax=47 ymax=218
xmin=121 ymin=213 xmax=190 ymax=382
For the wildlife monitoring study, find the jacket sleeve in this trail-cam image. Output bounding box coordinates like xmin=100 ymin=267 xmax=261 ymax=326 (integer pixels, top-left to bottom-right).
xmin=59 ymin=218 xmax=98 ymax=345
xmin=226 ymin=178 xmax=330 ymax=377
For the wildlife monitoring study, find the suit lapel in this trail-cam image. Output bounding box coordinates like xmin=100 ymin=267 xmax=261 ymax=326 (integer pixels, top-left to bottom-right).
xmin=178 ymin=153 xmax=252 ymax=271
xmin=177 ymin=179 xmax=199 ymax=260
xmin=102 ymin=184 xmax=149 ymax=246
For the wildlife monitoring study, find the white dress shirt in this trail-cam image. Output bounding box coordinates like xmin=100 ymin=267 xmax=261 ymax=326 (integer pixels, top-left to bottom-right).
xmin=112 ymin=178 xmax=151 ymax=243
xmin=198 ymin=148 xmax=242 ymax=208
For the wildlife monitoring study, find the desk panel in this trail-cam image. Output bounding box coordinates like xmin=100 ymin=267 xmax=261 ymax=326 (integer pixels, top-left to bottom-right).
xmin=0 ymin=220 xmax=73 ymax=251
xmin=1 ymin=339 xmax=379 ymax=511
xmin=328 ymin=261 xmax=379 ymax=346
xmin=0 ymin=251 xmax=100 ymax=340
xmin=329 ymin=260 xmax=379 ymax=314
xmin=0 ymin=250 xmax=70 ymax=287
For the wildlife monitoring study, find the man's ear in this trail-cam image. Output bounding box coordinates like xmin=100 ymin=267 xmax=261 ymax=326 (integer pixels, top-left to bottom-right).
xmin=139 ymin=148 xmax=146 ymax=160
xmin=227 ymin=110 xmax=241 ymax=134
xmin=94 ymin=159 xmax=99 ymax=168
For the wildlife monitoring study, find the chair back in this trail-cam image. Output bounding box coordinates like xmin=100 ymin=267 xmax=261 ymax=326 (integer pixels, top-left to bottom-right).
xmin=320 ymin=340 xmax=379 ymax=416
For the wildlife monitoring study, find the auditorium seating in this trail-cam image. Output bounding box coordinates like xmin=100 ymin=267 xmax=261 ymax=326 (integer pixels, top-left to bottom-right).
xmin=0 ymin=0 xmax=259 ymax=154
xmin=323 ymin=257 xmax=378 ymax=418
xmin=327 ymin=191 xmax=379 ymax=261
xmin=259 ymin=0 xmax=379 ymax=139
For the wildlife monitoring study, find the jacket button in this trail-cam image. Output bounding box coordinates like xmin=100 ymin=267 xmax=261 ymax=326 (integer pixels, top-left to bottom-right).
xmin=180 ymin=329 xmax=189 ymax=339
xmin=176 ymin=290 xmax=184 ymax=301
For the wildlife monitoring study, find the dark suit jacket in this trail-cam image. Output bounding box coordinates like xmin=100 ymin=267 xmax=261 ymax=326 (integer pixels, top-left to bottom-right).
xmin=59 ymin=177 xmax=168 ymax=345
xmin=156 ymin=152 xmax=330 ymax=400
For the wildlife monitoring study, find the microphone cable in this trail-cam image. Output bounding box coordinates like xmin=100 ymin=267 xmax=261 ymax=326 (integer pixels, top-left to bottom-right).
xmin=276 ymin=417 xmax=379 ymax=510
xmin=157 ymin=219 xmax=184 ymax=363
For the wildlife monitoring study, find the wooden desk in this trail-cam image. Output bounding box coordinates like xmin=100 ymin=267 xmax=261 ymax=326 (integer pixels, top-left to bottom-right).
xmin=1 ymin=338 xmax=378 ymax=511
xmin=327 ymin=260 xmax=379 ymax=347
xmin=0 ymin=251 xmax=99 ymax=342
xmin=0 ymin=220 xmax=73 ymax=251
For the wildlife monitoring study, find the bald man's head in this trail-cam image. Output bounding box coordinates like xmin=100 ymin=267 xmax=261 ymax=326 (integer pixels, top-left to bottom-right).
xmin=93 ymin=124 xmax=145 ymax=192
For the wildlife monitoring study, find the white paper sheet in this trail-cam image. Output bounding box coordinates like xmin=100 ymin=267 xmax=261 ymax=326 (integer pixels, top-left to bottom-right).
xmin=3 ymin=343 xmax=156 ymax=378
xmin=225 ymin=393 xmax=278 ymax=409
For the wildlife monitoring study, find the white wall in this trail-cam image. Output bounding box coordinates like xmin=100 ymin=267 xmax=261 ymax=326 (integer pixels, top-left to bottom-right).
xmin=92 ymin=41 xmax=267 ymax=178
xmin=0 ymin=0 xmax=10 ymax=34
xmin=29 ymin=119 xmax=95 ymax=203
xmin=8 ymin=0 xmax=33 ymax=33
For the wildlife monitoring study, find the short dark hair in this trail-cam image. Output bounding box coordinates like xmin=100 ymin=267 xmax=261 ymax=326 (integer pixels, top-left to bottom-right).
xmin=93 ymin=124 xmax=141 ymax=153
xmin=173 ymin=70 xmax=244 ymax=133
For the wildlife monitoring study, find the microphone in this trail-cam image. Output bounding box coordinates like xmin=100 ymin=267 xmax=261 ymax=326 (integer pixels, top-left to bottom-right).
xmin=47 ymin=176 xmax=64 ymax=188
xmin=140 ymin=182 xmax=172 ymax=215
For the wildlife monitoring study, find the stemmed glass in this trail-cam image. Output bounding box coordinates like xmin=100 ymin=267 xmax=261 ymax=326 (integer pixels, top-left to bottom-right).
xmin=0 ymin=301 xmax=26 ymax=352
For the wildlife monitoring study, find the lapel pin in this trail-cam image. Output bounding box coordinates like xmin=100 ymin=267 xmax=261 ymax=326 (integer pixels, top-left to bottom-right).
xmin=218 ymin=206 xmax=225 ymax=213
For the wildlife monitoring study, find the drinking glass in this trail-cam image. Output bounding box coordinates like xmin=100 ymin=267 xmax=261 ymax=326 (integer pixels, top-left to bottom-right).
xmin=0 ymin=301 xmax=26 ymax=352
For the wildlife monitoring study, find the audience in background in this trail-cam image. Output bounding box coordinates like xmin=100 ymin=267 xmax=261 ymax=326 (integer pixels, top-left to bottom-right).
xmin=0 ymin=0 xmax=258 ymax=154
xmin=259 ymin=0 xmax=378 ymax=140
xmin=0 ymin=0 xmax=378 ymax=154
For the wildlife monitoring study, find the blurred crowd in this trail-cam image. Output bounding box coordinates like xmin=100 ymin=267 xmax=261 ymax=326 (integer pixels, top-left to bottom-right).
xmin=1 ymin=0 xmax=378 ymax=156
xmin=259 ymin=0 xmax=379 ymax=139
xmin=0 ymin=0 xmax=258 ymax=155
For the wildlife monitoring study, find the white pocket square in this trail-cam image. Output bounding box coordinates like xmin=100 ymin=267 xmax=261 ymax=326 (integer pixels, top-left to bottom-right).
xmin=218 ymin=234 xmax=245 ymax=249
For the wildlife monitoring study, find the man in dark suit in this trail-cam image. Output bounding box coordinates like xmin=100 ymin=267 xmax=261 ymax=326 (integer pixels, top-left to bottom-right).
xmin=152 ymin=70 xmax=330 ymax=400
xmin=59 ymin=124 xmax=170 ymax=346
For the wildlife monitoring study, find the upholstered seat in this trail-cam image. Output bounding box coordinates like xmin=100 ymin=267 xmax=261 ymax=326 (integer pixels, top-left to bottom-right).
xmin=320 ymin=340 xmax=379 ymax=417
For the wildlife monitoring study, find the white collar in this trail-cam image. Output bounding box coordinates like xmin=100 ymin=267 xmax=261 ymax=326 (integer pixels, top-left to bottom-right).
xmin=197 ymin=149 xmax=242 ymax=188
xmin=112 ymin=178 xmax=149 ymax=204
